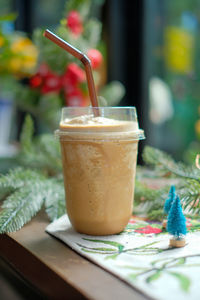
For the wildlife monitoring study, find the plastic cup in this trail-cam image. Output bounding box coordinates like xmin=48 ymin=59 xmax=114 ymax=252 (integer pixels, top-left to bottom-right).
xmin=55 ymin=107 xmax=145 ymax=235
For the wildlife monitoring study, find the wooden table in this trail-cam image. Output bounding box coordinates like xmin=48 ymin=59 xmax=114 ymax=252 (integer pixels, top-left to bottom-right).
xmin=0 ymin=211 xmax=152 ymax=300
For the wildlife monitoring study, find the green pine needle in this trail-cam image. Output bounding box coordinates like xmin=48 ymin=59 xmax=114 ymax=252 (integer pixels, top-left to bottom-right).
xmin=134 ymin=180 xmax=169 ymax=220
xmin=0 ymin=184 xmax=44 ymax=233
xmin=0 ymin=166 xmax=65 ymax=232
xmin=143 ymin=146 xmax=200 ymax=181
xmin=20 ymin=114 xmax=34 ymax=153
xmin=0 ymin=167 xmax=45 ymax=190
xmin=17 ymin=115 xmax=62 ymax=175
xmin=179 ymin=180 xmax=200 ymax=213
xmin=0 ymin=167 xmax=45 ymax=201
xmin=18 ymin=134 xmax=62 ymax=175
xmin=134 ymin=180 xmax=168 ymax=204
xmin=140 ymin=146 xmax=200 ymax=218
xmin=44 ymin=179 xmax=66 ymax=221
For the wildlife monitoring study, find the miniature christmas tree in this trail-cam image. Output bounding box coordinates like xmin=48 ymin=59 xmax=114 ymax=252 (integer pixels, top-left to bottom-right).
xmin=164 ymin=185 xmax=176 ymax=214
xmin=162 ymin=185 xmax=176 ymax=228
xmin=167 ymin=195 xmax=187 ymax=247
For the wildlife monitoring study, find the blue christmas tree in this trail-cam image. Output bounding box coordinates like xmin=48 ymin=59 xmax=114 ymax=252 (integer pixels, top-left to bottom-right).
xmin=164 ymin=185 xmax=176 ymax=214
xmin=167 ymin=195 xmax=187 ymax=239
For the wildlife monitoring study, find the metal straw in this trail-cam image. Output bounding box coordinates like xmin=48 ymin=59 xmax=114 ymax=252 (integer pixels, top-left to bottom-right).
xmin=44 ymin=29 xmax=99 ymax=115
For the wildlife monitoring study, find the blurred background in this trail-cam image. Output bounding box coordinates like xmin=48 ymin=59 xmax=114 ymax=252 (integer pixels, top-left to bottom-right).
xmin=0 ymin=0 xmax=200 ymax=164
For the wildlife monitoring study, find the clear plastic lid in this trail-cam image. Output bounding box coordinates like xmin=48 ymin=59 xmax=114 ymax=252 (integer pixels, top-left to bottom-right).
xmin=55 ymin=107 xmax=145 ymax=141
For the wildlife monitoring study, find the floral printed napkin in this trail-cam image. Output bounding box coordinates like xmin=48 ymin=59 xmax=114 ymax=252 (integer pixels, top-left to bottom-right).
xmin=46 ymin=215 xmax=200 ymax=300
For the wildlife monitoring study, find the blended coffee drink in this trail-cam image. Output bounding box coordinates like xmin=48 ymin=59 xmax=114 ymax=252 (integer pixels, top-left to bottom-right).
xmin=56 ymin=107 xmax=144 ymax=235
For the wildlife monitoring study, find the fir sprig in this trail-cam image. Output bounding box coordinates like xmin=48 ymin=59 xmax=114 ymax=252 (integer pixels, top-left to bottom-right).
xmin=140 ymin=146 xmax=200 ymax=219
xmin=143 ymin=146 xmax=200 ymax=181
xmin=20 ymin=114 xmax=34 ymax=153
xmin=44 ymin=178 xmax=66 ymax=221
xmin=0 ymin=115 xmax=65 ymax=233
xmin=0 ymin=168 xmax=65 ymax=233
xmin=0 ymin=184 xmax=44 ymax=233
xmin=17 ymin=115 xmax=62 ymax=175
xmin=134 ymin=180 xmax=169 ymax=221
xmin=0 ymin=167 xmax=45 ymax=201
xmin=179 ymin=180 xmax=200 ymax=213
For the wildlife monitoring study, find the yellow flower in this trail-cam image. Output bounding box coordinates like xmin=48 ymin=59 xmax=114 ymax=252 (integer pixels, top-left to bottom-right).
xmin=195 ymin=120 xmax=200 ymax=134
xmin=0 ymin=36 xmax=4 ymax=47
xmin=9 ymin=57 xmax=22 ymax=73
xmin=22 ymin=44 xmax=38 ymax=70
xmin=11 ymin=37 xmax=33 ymax=53
xmin=11 ymin=37 xmax=38 ymax=75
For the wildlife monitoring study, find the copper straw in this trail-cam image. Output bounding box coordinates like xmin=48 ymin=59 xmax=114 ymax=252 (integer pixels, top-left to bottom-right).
xmin=43 ymin=29 xmax=99 ymax=115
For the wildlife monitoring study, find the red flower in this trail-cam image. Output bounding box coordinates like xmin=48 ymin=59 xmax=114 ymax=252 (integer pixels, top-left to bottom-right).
xmin=135 ymin=225 xmax=162 ymax=234
xmin=41 ymin=73 xmax=62 ymax=94
xmin=87 ymin=49 xmax=103 ymax=69
xmin=29 ymin=74 xmax=42 ymax=88
xmin=62 ymin=63 xmax=85 ymax=94
xmin=67 ymin=10 xmax=83 ymax=36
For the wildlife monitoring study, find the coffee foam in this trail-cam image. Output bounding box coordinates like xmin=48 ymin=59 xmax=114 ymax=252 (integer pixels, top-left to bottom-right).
xmin=62 ymin=114 xmax=129 ymax=125
xmin=59 ymin=115 xmax=139 ymax=133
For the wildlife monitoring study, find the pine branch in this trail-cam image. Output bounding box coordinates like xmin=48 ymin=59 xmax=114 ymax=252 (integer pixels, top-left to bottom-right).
xmin=0 ymin=167 xmax=44 ymax=189
xmin=18 ymin=134 xmax=62 ymax=175
xmin=0 ymin=167 xmax=47 ymax=233
xmin=136 ymin=146 xmax=200 ymax=219
xmin=20 ymin=114 xmax=34 ymax=153
xmin=179 ymin=180 xmax=200 ymax=213
xmin=143 ymin=146 xmax=200 ymax=181
xmin=44 ymin=179 xmax=66 ymax=221
xmin=134 ymin=180 xmax=167 ymax=204
xmin=0 ymin=169 xmax=65 ymax=233
xmin=17 ymin=115 xmax=62 ymax=175
xmin=0 ymin=114 xmax=65 ymax=233
xmin=0 ymin=183 xmax=44 ymax=233
xmin=134 ymin=180 xmax=169 ymax=220
xmin=147 ymin=209 xmax=165 ymax=222
xmin=0 ymin=167 xmax=45 ymax=201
